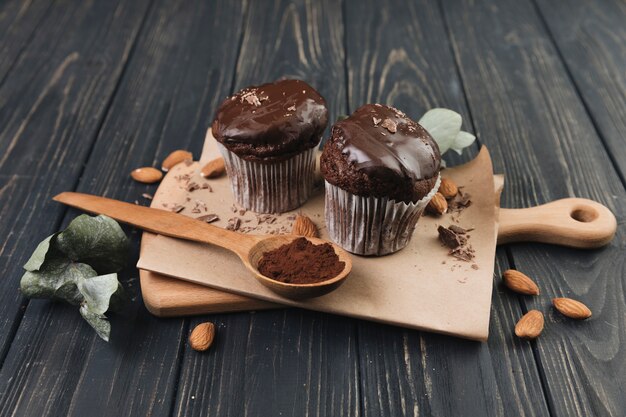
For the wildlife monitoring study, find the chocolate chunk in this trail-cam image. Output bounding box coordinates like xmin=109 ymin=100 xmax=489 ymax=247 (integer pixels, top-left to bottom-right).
xmin=438 ymin=225 xmax=462 ymax=249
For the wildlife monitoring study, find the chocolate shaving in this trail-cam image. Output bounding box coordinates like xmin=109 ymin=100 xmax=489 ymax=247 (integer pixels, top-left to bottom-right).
xmin=448 ymin=225 xmax=467 ymax=234
xmin=287 ymin=105 xmax=296 ymax=112
xmin=226 ymin=217 xmax=241 ymax=231
xmin=186 ymin=182 xmax=200 ymax=192
xmin=448 ymin=189 xmax=472 ymax=213
xmin=141 ymin=193 xmax=153 ymax=200
xmin=380 ymin=118 xmax=397 ymax=133
xmin=449 ymin=245 xmax=475 ymax=262
xmin=171 ymin=204 xmax=185 ymax=213
xmin=196 ymin=214 xmax=219 ymax=224
xmin=373 ymin=117 xmax=381 ymax=126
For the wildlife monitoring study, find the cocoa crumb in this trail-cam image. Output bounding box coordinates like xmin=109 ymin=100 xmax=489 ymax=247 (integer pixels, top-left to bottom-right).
xmin=381 ymin=118 xmax=397 ymax=133
xmin=258 ymin=237 xmax=345 ymax=284
xmin=201 ymin=183 xmax=212 ymax=191
xmin=242 ymin=91 xmax=262 ymax=106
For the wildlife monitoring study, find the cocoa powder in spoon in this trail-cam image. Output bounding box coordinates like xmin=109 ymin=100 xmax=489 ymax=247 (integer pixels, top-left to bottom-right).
xmin=258 ymin=237 xmax=344 ymax=284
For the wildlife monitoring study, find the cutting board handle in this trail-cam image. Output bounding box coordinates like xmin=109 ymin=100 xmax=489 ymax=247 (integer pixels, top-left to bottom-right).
xmin=497 ymin=198 xmax=617 ymax=248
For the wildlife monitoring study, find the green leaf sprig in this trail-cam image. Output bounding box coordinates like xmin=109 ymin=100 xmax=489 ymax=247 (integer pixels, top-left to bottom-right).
xmin=419 ymin=108 xmax=476 ymax=156
xmin=20 ymin=215 xmax=129 ymax=341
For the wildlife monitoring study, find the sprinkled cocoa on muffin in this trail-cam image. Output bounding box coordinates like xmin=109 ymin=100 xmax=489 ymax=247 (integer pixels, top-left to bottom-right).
xmin=211 ymin=79 xmax=328 ymax=213
xmin=321 ymin=103 xmax=441 ymax=255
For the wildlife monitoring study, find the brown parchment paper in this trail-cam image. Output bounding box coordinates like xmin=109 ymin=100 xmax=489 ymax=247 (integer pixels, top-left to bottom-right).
xmin=137 ymin=134 xmax=498 ymax=341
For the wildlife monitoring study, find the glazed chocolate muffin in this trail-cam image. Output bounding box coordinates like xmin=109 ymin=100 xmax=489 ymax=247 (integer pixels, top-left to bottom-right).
xmin=321 ymin=104 xmax=440 ymax=203
xmin=212 ymin=79 xmax=328 ymax=163
xmin=321 ymin=104 xmax=441 ymax=256
xmin=210 ymin=79 xmax=328 ymax=213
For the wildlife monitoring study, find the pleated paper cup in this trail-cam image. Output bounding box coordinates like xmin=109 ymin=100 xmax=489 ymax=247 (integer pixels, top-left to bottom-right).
xmin=217 ymin=143 xmax=316 ymax=213
xmin=324 ymin=174 xmax=441 ymax=256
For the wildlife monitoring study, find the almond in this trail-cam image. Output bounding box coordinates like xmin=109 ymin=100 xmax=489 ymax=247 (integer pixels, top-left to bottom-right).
xmin=426 ymin=192 xmax=447 ymax=215
xmin=439 ymin=178 xmax=458 ymax=199
xmin=162 ymin=150 xmax=193 ymax=171
xmin=189 ymin=322 xmax=216 ymax=351
xmin=515 ymin=310 xmax=544 ymax=340
xmin=201 ymin=157 xmax=226 ymax=178
xmin=130 ymin=167 xmax=163 ymax=184
xmin=552 ymin=298 xmax=592 ymax=320
xmin=503 ymin=270 xmax=540 ymax=295
xmin=291 ymin=214 xmax=318 ymax=238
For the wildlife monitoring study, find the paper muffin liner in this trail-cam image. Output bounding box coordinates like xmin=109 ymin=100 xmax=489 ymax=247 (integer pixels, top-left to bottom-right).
xmin=325 ymin=174 xmax=441 ymax=256
xmin=217 ymin=143 xmax=316 ymax=213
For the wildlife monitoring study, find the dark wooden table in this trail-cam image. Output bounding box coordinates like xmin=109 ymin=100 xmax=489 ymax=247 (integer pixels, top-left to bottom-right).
xmin=1 ymin=0 xmax=625 ymax=416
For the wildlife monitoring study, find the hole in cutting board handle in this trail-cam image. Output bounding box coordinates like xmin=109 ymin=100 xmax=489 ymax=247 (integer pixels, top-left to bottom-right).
xmin=570 ymin=206 xmax=598 ymax=223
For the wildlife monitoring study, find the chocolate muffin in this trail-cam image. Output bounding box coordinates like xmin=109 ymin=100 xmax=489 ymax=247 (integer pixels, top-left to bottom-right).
xmin=211 ymin=79 xmax=328 ymax=213
xmin=321 ymin=104 xmax=441 ymax=255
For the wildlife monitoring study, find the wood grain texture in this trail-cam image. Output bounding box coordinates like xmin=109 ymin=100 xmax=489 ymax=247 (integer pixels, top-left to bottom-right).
xmin=534 ymin=0 xmax=626 ymax=181
xmin=0 ymin=0 xmax=151 ymax=372
xmin=345 ymin=0 xmax=549 ymax=415
xmin=172 ymin=1 xmax=360 ymax=416
xmin=0 ymin=0 xmax=53 ymax=85
xmin=443 ymin=0 xmax=626 ymax=415
xmin=0 ymin=1 xmax=246 ymax=416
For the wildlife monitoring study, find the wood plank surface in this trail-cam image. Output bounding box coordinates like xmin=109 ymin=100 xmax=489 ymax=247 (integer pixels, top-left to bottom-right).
xmin=0 ymin=0 xmax=624 ymax=416
xmin=0 ymin=0 xmax=243 ymax=416
xmin=534 ymin=0 xmax=626 ymax=182
xmin=0 ymin=0 xmax=151 ymax=375
xmin=0 ymin=0 xmax=53 ymax=85
xmin=344 ymin=1 xmax=550 ymax=416
xmin=442 ymin=0 xmax=626 ymax=416
xmin=171 ymin=1 xmax=359 ymax=416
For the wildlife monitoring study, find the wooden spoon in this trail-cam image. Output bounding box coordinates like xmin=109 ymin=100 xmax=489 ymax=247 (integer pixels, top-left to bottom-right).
xmin=53 ymin=192 xmax=352 ymax=299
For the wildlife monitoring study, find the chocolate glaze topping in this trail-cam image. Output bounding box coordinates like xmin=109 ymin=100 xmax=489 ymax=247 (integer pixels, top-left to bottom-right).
xmin=320 ymin=104 xmax=441 ymax=202
xmin=212 ymin=79 xmax=328 ymax=162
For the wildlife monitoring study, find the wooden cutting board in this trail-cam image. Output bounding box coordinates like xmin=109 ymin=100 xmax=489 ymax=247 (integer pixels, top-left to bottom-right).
xmin=138 ymin=138 xmax=616 ymax=318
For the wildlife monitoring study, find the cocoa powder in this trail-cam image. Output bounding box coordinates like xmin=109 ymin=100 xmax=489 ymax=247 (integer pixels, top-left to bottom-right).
xmin=258 ymin=237 xmax=345 ymax=284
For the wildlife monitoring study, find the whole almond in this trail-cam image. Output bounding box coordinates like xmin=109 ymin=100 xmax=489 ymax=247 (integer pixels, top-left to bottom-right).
xmin=131 ymin=167 xmax=163 ymax=184
xmin=503 ymin=270 xmax=540 ymax=295
xmin=291 ymin=214 xmax=319 ymax=238
xmin=552 ymin=298 xmax=592 ymax=320
xmin=515 ymin=310 xmax=544 ymax=340
xmin=189 ymin=322 xmax=216 ymax=351
xmin=439 ymin=178 xmax=458 ymax=199
xmin=162 ymin=150 xmax=193 ymax=171
xmin=201 ymin=157 xmax=226 ymax=178
xmin=426 ymin=192 xmax=447 ymax=215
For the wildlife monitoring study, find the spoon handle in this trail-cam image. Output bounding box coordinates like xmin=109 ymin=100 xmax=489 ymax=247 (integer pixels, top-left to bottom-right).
xmin=53 ymin=192 xmax=261 ymax=258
